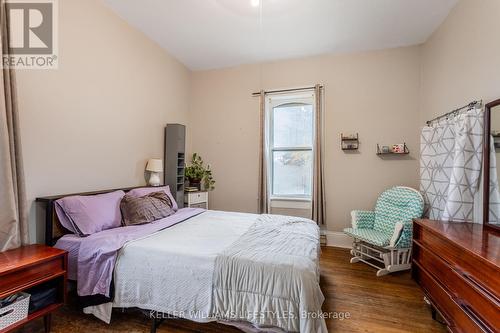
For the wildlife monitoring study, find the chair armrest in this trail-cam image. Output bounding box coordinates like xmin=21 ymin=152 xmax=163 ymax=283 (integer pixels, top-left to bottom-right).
xmin=390 ymin=221 xmax=413 ymax=248
xmin=351 ymin=210 xmax=375 ymax=229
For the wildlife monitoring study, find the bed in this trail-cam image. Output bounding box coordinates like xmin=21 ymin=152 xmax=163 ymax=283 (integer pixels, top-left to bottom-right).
xmin=36 ymin=187 xmax=326 ymax=333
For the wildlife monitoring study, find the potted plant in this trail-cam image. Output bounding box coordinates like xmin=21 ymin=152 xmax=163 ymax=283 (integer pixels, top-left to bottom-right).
xmin=185 ymin=153 xmax=215 ymax=191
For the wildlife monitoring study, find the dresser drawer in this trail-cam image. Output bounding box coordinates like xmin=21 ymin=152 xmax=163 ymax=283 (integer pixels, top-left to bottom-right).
xmin=413 ymin=262 xmax=490 ymax=333
xmin=414 ymin=241 xmax=499 ymax=331
xmin=414 ymin=223 xmax=499 ymax=297
xmin=0 ymin=257 xmax=65 ymax=298
xmin=186 ymin=191 xmax=207 ymax=204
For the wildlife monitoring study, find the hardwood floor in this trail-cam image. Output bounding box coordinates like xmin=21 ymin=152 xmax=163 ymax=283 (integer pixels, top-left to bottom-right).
xmin=319 ymin=247 xmax=445 ymax=333
xmin=18 ymin=247 xmax=445 ymax=333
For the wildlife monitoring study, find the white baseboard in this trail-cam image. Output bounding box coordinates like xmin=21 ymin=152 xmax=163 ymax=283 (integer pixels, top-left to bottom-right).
xmin=321 ymin=230 xmax=352 ymax=248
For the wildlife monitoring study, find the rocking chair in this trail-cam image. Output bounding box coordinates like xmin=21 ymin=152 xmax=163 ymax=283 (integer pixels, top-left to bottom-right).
xmin=343 ymin=186 xmax=424 ymax=276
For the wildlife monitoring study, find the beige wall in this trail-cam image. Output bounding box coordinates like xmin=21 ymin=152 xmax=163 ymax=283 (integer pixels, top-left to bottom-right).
xmin=18 ymin=0 xmax=500 ymax=240
xmin=190 ymin=46 xmax=421 ymax=232
xmin=420 ymin=0 xmax=500 ymax=123
xmin=190 ymin=0 xmax=500 ymax=232
xmin=16 ymin=0 xmax=191 ymax=242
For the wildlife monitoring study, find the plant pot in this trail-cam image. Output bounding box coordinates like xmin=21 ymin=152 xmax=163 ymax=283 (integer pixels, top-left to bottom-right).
xmin=189 ymin=179 xmax=202 ymax=190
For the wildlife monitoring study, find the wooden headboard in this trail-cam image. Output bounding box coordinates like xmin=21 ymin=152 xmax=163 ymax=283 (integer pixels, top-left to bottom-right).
xmin=36 ymin=186 xmax=147 ymax=246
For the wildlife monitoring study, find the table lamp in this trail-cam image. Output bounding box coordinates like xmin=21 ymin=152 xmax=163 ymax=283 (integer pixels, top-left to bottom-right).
xmin=146 ymin=159 xmax=163 ymax=187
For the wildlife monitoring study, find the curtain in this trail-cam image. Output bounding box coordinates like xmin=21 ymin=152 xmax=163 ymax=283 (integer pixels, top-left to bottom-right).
xmin=420 ymin=107 xmax=484 ymax=222
xmin=0 ymin=1 xmax=28 ymax=251
xmin=312 ymin=84 xmax=326 ymax=225
xmin=257 ymin=90 xmax=269 ymax=213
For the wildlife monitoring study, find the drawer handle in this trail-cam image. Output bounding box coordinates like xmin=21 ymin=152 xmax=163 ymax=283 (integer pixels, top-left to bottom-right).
xmin=417 ymin=262 xmax=494 ymax=333
xmin=454 ymin=269 xmax=500 ymax=306
xmin=459 ymin=302 xmax=493 ymax=333
xmin=0 ymin=309 xmax=14 ymax=318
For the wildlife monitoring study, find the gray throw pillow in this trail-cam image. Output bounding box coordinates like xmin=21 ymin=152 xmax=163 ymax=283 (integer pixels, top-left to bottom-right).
xmin=120 ymin=191 xmax=175 ymax=226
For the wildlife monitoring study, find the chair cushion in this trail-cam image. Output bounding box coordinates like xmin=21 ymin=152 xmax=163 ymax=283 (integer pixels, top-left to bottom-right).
xmin=343 ymin=228 xmax=391 ymax=247
xmin=373 ymin=187 xmax=424 ymax=236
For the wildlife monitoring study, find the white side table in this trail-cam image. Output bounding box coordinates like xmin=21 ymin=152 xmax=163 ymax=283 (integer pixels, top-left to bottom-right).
xmin=184 ymin=191 xmax=208 ymax=209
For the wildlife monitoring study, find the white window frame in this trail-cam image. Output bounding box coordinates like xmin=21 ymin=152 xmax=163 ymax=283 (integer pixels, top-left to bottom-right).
xmin=266 ymin=91 xmax=315 ymax=201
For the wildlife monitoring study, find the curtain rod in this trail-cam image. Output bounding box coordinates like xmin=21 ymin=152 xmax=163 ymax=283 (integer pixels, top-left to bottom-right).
xmin=252 ymin=85 xmax=323 ymax=97
xmin=426 ymin=100 xmax=483 ymax=126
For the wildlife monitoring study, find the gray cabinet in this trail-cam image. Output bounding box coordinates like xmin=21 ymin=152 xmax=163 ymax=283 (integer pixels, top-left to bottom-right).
xmin=164 ymin=124 xmax=185 ymax=208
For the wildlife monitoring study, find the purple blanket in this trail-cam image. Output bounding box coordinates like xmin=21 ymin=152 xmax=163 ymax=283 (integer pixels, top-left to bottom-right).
xmin=77 ymin=208 xmax=205 ymax=297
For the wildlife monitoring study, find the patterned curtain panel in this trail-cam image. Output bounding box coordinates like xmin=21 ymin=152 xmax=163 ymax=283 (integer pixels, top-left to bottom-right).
xmin=420 ymin=108 xmax=484 ymax=222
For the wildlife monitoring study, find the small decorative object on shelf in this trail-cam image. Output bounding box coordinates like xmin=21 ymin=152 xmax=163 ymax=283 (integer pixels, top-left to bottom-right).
xmin=392 ymin=144 xmax=405 ymax=153
xmin=340 ymin=133 xmax=359 ymax=151
xmin=376 ymin=143 xmax=409 ymax=155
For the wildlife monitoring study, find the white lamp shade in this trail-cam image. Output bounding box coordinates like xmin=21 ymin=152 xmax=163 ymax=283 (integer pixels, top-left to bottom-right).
xmin=146 ymin=159 xmax=163 ymax=172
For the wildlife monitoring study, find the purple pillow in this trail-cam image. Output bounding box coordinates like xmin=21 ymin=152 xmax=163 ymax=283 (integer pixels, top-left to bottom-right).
xmin=55 ymin=190 xmax=125 ymax=237
xmin=54 ymin=202 xmax=78 ymax=234
xmin=127 ymin=186 xmax=178 ymax=211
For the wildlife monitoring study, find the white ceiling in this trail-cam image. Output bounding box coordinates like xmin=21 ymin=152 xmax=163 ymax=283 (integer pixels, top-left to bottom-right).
xmin=103 ymin=0 xmax=458 ymax=71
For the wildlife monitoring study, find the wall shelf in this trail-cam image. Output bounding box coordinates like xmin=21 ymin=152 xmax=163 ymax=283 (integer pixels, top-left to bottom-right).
xmin=341 ymin=133 xmax=359 ymax=151
xmin=376 ymin=143 xmax=410 ymax=155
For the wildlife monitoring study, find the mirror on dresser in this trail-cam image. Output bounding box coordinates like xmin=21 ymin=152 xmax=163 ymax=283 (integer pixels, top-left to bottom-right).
xmin=483 ymin=99 xmax=500 ymax=230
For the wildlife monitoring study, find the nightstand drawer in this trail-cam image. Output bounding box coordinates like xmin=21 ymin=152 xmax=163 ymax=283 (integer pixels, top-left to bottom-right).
xmin=187 ymin=191 xmax=208 ymax=204
xmin=190 ymin=202 xmax=208 ymax=209
xmin=0 ymin=257 xmax=64 ymax=298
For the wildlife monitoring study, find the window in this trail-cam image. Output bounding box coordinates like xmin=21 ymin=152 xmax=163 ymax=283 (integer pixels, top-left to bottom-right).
xmin=268 ymin=93 xmax=315 ymax=199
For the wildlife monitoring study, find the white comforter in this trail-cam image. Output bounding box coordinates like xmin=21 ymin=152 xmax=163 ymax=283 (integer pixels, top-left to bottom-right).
xmin=85 ymin=210 xmax=256 ymax=322
xmin=212 ymin=214 xmax=326 ymax=333
xmin=85 ymin=210 xmax=326 ymax=333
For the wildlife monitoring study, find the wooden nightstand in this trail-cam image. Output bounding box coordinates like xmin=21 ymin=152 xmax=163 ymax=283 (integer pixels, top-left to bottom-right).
xmin=184 ymin=191 xmax=208 ymax=209
xmin=0 ymin=245 xmax=67 ymax=333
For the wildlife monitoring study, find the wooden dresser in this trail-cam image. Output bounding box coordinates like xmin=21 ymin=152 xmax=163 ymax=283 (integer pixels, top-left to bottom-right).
xmin=412 ymin=219 xmax=499 ymax=333
xmin=0 ymin=245 xmax=67 ymax=333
